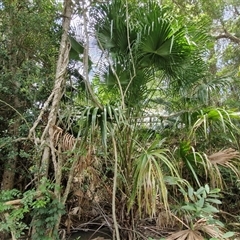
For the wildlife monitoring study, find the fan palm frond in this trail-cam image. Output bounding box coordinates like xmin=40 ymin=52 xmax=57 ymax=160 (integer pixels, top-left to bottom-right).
xmin=167 ymin=229 xmax=204 ymax=240
xmin=208 ymin=148 xmax=240 ymax=165
xmin=207 ymin=148 xmax=240 ymax=182
xmin=167 ymin=218 xmax=227 ymax=240
xmin=92 ymin=0 xmax=205 ymax=106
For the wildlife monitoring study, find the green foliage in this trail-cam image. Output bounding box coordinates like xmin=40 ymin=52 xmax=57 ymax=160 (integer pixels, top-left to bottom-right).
xmin=0 ymin=179 xmax=65 ymax=239
xmin=0 ymin=0 xmax=240 ymax=238
xmin=92 ymin=0 xmax=206 ymax=106
xmin=69 ymin=35 xmax=93 ymax=68
xmin=31 ymin=199 xmax=65 ymax=240
xmin=181 ymin=185 xmax=221 ymax=220
xmin=169 ymin=185 xmax=235 ymax=239
xmin=129 ymin=137 xmax=181 ymax=216
xmin=0 ymin=189 xmax=28 ymax=238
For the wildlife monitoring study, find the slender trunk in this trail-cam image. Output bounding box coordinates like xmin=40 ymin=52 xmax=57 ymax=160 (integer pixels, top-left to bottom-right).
xmin=111 ymin=133 xmax=121 ymax=240
xmin=34 ymin=0 xmax=72 ymax=237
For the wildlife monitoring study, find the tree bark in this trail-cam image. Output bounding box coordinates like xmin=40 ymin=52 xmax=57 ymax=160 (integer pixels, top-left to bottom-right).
xmin=35 ymin=0 xmax=73 ymax=237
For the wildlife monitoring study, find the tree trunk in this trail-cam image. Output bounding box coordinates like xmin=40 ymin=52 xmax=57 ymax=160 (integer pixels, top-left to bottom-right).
xmin=30 ymin=0 xmax=73 ymax=238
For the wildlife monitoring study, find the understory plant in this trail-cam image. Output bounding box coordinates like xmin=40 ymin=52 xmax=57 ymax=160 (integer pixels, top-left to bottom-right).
xmin=0 ymin=179 xmax=65 ymax=240
xmin=168 ymin=184 xmax=235 ymax=240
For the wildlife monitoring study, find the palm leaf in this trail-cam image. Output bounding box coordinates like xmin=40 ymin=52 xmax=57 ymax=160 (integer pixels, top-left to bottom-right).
xmin=167 ymin=218 xmax=227 ymax=240
xmin=167 ymin=229 xmax=204 ymax=240
xmin=129 ymin=138 xmax=181 ymax=217
xmin=208 ymin=148 xmax=240 ymax=165
xmin=207 ymin=148 xmax=240 ymax=183
xmin=52 ymin=125 xmax=76 ymax=152
xmin=93 ymin=0 xmax=204 ymax=105
xmin=188 ymin=108 xmax=240 ymax=143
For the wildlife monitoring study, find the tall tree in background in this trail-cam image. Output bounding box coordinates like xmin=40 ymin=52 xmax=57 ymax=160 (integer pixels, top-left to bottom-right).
xmin=162 ymin=0 xmax=240 ymax=107
xmin=0 ymin=0 xmax=60 ymax=190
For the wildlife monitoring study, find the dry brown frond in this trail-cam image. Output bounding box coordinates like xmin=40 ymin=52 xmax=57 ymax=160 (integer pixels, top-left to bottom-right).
xmin=208 ymin=148 xmax=239 ymax=164
xmin=167 ymin=218 xmax=227 ymax=240
xmin=52 ymin=125 xmax=76 ymax=151
xmin=194 ymin=218 xmax=225 ymax=238
xmin=166 ymin=229 xmax=204 ymax=240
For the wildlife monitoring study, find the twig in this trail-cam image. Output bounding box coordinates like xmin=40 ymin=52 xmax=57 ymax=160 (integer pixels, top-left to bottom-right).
xmin=28 ymin=91 xmax=54 ymax=142
xmin=170 ymin=213 xmax=190 ymax=229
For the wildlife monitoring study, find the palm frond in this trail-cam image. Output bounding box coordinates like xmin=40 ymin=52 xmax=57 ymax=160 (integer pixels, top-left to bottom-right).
xmin=93 ymin=0 xmax=205 ymax=105
xmin=52 ymin=125 xmax=76 ymax=152
xmin=207 ymin=148 xmax=240 ymax=183
xmin=167 ymin=229 xmax=204 ymax=240
xmin=188 ymin=108 xmax=240 ymax=143
xmin=167 ymin=218 xmax=227 ymax=240
xmin=208 ymin=148 xmax=240 ymax=165
xmin=129 ymin=138 xmax=181 ymax=217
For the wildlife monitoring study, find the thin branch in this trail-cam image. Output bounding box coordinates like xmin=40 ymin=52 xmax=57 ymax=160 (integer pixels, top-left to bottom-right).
xmin=28 ymin=91 xmax=54 ymax=142
xmin=215 ymin=33 xmax=240 ymax=44
xmin=111 ymin=132 xmax=121 ymax=240
xmin=215 ymin=19 xmax=240 ymax=44
xmin=123 ymin=0 xmax=136 ymax=98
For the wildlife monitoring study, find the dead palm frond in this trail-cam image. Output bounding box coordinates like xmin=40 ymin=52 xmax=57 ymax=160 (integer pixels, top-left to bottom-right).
xmin=52 ymin=125 xmax=76 ymax=152
xmin=167 ymin=218 xmax=226 ymax=240
xmin=208 ymin=148 xmax=240 ymax=165
xmin=207 ymin=148 xmax=240 ymax=181
xmin=167 ymin=229 xmax=204 ymax=240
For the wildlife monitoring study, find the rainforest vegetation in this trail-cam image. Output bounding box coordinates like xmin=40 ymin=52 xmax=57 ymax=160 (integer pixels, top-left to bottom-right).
xmin=0 ymin=0 xmax=240 ymax=239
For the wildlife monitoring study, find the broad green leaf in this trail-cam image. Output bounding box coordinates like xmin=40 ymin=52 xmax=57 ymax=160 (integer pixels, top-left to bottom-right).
xmin=196 ymin=197 xmax=204 ymax=208
xmin=181 ymin=205 xmax=196 ymax=211
xmin=202 ymin=205 xmax=219 ymax=213
xmin=205 ymin=184 xmax=210 ymax=194
xmin=195 ymin=186 xmax=205 ymax=196
xmin=202 ymin=190 xmax=207 ymax=199
xmin=208 ymin=194 xmax=220 ymax=198
xmin=188 ymin=187 xmax=194 ymax=201
xmin=164 ymin=176 xmax=179 ymax=185
xmin=209 ymin=188 xmax=221 ymax=194
xmin=222 ymin=232 xmax=235 ymax=238
xmin=206 ymin=198 xmax=222 ymax=204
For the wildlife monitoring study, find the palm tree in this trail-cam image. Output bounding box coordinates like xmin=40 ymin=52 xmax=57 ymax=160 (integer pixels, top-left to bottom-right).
xmin=92 ymin=0 xmax=205 ymax=107
xmin=81 ymin=0 xmax=209 ymax=238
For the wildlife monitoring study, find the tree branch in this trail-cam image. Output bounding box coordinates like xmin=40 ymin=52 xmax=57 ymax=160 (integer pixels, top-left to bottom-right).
xmin=215 ymin=32 xmax=240 ymax=44
xmin=215 ymin=19 xmax=240 ymax=44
